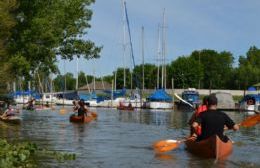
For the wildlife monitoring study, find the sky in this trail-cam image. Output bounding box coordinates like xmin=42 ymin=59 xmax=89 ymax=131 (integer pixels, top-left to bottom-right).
xmin=57 ymin=0 xmax=260 ymax=77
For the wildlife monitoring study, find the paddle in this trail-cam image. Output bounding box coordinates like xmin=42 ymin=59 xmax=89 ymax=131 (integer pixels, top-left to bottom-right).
xmin=239 ymin=114 xmax=260 ymax=127
xmin=59 ymin=106 xmax=67 ymax=115
xmin=174 ymin=93 xmax=194 ymax=109
xmin=153 ymin=114 xmax=260 ymax=153
xmin=153 ymin=139 xmax=185 ymax=153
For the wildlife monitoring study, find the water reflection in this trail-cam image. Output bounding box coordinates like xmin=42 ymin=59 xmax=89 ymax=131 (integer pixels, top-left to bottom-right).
xmin=118 ymin=109 xmax=193 ymax=129
xmin=0 ymin=108 xmax=259 ymax=167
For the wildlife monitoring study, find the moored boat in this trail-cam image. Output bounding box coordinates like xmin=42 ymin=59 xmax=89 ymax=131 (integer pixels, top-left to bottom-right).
xmin=146 ymin=89 xmax=174 ymax=109
xmin=117 ymin=103 xmax=134 ymax=111
xmin=185 ymin=135 xmax=233 ymax=159
xmin=177 ymin=88 xmax=200 ymax=109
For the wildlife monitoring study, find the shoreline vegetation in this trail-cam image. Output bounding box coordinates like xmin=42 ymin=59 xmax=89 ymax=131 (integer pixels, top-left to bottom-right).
xmin=0 ymin=138 xmax=76 ymax=167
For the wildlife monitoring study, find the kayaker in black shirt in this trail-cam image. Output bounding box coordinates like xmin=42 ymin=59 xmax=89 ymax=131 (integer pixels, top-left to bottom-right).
xmin=192 ymin=94 xmax=239 ymax=142
xmin=77 ymin=99 xmax=89 ymax=117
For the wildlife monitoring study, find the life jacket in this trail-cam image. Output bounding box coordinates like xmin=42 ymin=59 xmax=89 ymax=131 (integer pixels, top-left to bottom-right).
xmin=194 ymin=105 xmax=208 ymax=135
xmin=195 ymin=105 xmax=207 ymax=116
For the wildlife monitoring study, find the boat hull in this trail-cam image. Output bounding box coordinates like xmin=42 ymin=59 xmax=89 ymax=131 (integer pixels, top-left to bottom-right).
xmin=147 ymin=102 xmax=173 ymax=109
xmin=117 ymin=105 xmax=134 ymax=111
xmin=69 ymin=115 xmax=93 ymax=123
xmin=185 ymin=135 xmax=232 ymax=159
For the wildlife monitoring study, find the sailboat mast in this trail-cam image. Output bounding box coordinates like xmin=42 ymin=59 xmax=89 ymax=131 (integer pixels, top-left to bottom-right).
xmin=122 ymin=0 xmax=126 ymax=88
xmin=76 ymin=57 xmax=79 ymax=90
xmin=161 ymin=8 xmax=167 ymax=89
xmin=157 ymin=24 xmax=161 ymax=89
xmin=63 ymin=59 xmax=66 ymax=106
xmin=142 ymin=26 xmax=145 ymax=90
xmin=114 ymin=71 xmax=117 ymax=91
xmin=93 ymin=68 xmax=96 ymax=91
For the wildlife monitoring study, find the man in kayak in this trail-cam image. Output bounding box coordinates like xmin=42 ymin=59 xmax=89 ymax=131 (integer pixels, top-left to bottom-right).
xmin=77 ymin=99 xmax=89 ymax=117
xmin=26 ymin=98 xmax=35 ymax=110
xmin=192 ymin=94 xmax=239 ymax=142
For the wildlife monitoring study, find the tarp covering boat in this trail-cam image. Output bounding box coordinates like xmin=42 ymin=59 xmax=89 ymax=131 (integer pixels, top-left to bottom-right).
xmin=56 ymin=91 xmax=79 ymax=100
xmin=79 ymin=91 xmax=97 ymax=101
xmin=147 ymin=89 xmax=172 ymax=102
xmin=103 ymin=88 xmax=126 ymax=99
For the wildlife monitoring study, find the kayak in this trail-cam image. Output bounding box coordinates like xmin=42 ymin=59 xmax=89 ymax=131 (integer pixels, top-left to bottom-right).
xmin=69 ymin=114 xmax=93 ymax=123
xmin=0 ymin=116 xmax=21 ymax=124
xmin=117 ymin=105 xmax=134 ymax=111
xmin=90 ymin=112 xmax=98 ymax=119
xmin=185 ymin=135 xmax=233 ymax=159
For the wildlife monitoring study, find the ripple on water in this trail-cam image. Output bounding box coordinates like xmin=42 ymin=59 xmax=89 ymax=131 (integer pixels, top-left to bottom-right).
xmin=0 ymin=108 xmax=259 ymax=167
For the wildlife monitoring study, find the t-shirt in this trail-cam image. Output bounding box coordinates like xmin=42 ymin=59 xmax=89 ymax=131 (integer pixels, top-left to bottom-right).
xmin=195 ymin=110 xmax=235 ymax=142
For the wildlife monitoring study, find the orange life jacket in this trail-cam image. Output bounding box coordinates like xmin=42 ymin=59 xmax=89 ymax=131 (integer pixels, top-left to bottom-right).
xmin=194 ymin=105 xmax=208 ymax=135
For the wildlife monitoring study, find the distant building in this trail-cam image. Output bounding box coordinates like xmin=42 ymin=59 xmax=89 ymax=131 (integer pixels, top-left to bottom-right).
xmin=78 ymin=81 xmax=112 ymax=91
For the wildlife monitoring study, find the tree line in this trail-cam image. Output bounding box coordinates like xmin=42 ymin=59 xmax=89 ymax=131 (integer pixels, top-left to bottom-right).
xmin=52 ymin=47 xmax=260 ymax=91
xmin=1 ymin=0 xmax=259 ymax=93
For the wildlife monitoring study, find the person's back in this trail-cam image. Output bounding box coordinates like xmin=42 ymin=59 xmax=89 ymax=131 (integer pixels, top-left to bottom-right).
xmin=193 ymin=94 xmax=239 ymax=142
xmin=196 ymin=109 xmax=234 ymax=142
xmin=77 ymin=99 xmax=88 ymax=117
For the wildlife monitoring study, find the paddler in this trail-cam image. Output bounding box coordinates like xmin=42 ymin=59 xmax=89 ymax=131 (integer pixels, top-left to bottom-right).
xmin=26 ymin=98 xmax=35 ymax=110
xmin=192 ymin=94 xmax=239 ymax=142
xmin=77 ymin=99 xmax=89 ymax=117
xmin=72 ymin=100 xmax=79 ymax=112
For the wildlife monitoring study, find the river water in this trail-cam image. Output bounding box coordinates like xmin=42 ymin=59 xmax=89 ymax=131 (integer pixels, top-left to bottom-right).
xmin=0 ymin=107 xmax=259 ymax=168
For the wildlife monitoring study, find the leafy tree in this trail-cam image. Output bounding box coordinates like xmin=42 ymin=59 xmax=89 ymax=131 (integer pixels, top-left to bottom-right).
xmin=190 ymin=50 xmax=233 ymax=89
xmin=0 ymin=0 xmax=18 ymax=93
xmin=236 ymin=46 xmax=260 ymax=88
xmin=133 ymin=64 xmax=157 ymax=89
xmin=9 ymin=0 xmax=101 ymax=78
xmin=168 ymin=56 xmax=202 ymax=89
xmin=78 ymin=71 xmax=86 ymax=88
xmin=53 ymin=73 xmax=76 ymax=91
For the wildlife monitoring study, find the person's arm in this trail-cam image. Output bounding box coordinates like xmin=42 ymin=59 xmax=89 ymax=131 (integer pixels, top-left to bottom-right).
xmin=224 ymin=113 xmax=239 ymax=131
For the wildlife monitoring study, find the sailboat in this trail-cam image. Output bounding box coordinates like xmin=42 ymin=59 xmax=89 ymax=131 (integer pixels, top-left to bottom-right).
xmin=146 ymin=9 xmax=173 ymax=109
xmin=116 ymin=0 xmax=144 ymax=109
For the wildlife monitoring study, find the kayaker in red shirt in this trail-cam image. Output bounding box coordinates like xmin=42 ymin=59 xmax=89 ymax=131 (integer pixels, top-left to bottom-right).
xmin=189 ymin=96 xmax=209 ymax=137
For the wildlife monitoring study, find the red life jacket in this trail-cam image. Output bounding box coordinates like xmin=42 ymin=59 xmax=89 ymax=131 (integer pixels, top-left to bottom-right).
xmin=194 ymin=105 xmax=208 ymax=135
xmin=195 ymin=105 xmax=207 ymax=117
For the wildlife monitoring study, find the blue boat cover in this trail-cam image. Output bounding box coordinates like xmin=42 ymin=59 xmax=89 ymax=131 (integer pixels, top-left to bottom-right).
xmin=10 ymin=90 xmax=41 ymax=99
xmin=56 ymin=91 xmax=79 ymax=100
xmin=79 ymin=92 xmax=97 ymax=101
xmin=147 ymin=89 xmax=173 ymax=102
xmin=182 ymin=90 xmax=200 ymax=104
xmin=247 ymin=86 xmax=257 ymax=91
xmin=240 ymin=94 xmax=260 ymax=103
xmin=103 ymin=88 xmax=126 ymax=99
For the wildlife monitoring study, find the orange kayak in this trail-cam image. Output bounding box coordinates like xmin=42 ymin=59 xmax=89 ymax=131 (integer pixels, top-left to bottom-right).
xmin=185 ymin=135 xmax=233 ymax=159
xmin=117 ymin=105 xmax=134 ymax=111
xmin=69 ymin=115 xmax=93 ymax=123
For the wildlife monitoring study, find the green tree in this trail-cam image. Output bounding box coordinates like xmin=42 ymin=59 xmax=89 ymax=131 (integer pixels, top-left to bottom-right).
xmin=236 ymin=46 xmax=260 ymax=88
xmin=9 ymin=0 xmax=101 ymax=78
xmin=78 ymin=71 xmax=86 ymax=88
xmin=168 ymin=56 xmax=202 ymax=89
xmin=0 ymin=0 xmax=18 ymax=93
xmin=190 ymin=50 xmax=234 ymax=89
